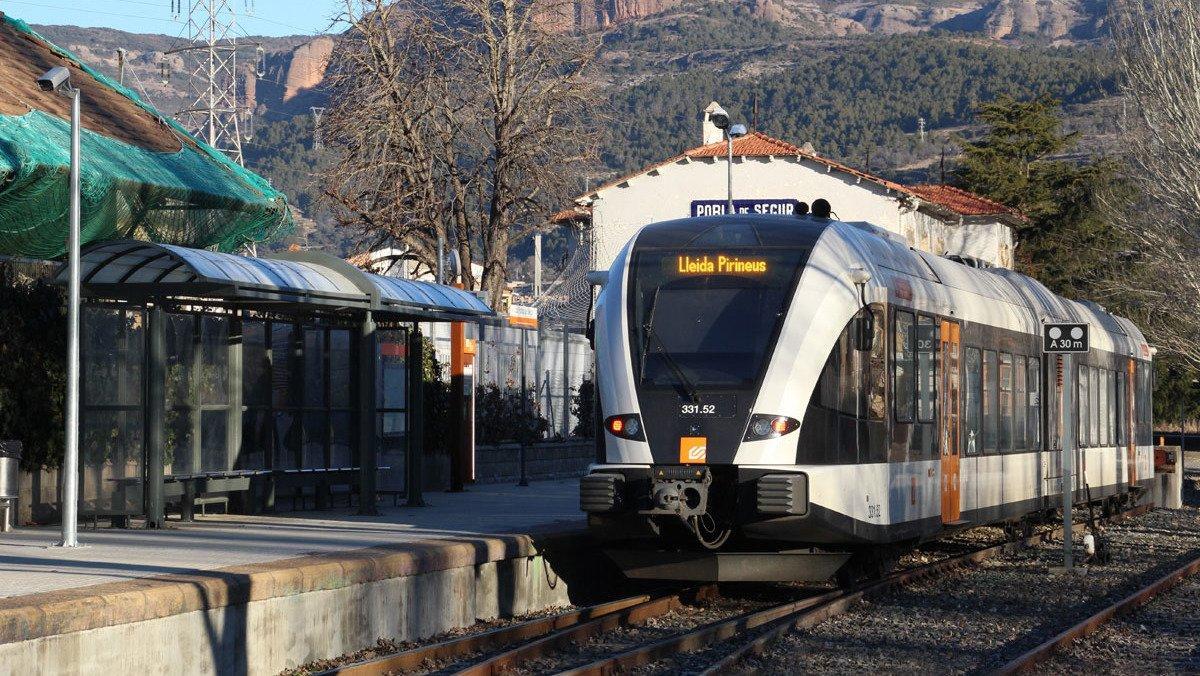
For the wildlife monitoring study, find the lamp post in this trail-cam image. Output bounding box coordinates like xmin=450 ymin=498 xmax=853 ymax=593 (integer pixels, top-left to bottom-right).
xmin=705 ymin=105 xmax=747 ymax=214
xmin=725 ymin=123 xmax=747 ymax=214
xmin=38 ymin=66 xmax=82 ymax=548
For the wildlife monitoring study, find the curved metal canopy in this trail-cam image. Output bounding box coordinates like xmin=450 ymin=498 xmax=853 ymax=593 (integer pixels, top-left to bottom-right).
xmin=57 ymin=240 xmax=495 ymax=322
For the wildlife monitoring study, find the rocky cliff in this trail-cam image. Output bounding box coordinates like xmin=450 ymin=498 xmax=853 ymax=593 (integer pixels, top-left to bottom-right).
xmin=558 ymin=0 xmax=1106 ymax=40
xmin=28 ymin=0 xmax=1107 ymax=121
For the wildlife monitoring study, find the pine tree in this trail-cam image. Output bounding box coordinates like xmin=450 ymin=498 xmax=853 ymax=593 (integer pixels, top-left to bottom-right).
xmin=953 ymin=95 xmax=1123 ymax=299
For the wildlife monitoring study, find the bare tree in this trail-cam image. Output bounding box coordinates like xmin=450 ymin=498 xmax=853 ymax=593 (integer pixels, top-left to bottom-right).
xmin=322 ymin=0 xmax=599 ymax=305
xmin=1104 ymin=0 xmax=1200 ymax=367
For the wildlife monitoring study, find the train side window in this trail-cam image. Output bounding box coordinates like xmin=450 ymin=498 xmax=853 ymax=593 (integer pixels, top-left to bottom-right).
xmin=1116 ymin=368 xmax=1126 ymax=446
xmin=866 ymin=307 xmax=887 ymax=421
xmin=1078 ymin=365 xmax=1090 ymax=448
xmin=1099 ymin=368 xmax=1110 ymax=446
xmin=894 ymin=311 xmax=915 ymax=423
xmin=1014 ymin=355 xmax=1027 ymax=452
xmin=1028 ymin=357 xmax=1041 ymax=450
xmin=965 ymin=347 xmax=982 ymax=456
xmin=999 ymin=353 xmax=1013 ymax=452
xmin=916 ymin=316 xmax=937 ymax=424
xmin=983 ymin=350 xmax=997 ymax=453
xmin=1090 ymin=366 xmax=1101 ymax=448
xmin=1109 ymin=370 xmax=1118 ymax=447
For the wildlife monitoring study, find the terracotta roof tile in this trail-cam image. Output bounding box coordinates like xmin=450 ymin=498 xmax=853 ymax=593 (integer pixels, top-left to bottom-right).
xmin=683 ymin=131 xmax=803 ymax=158
xmin=578 ymin=131 xmax=914 ymax=202
xmin=908 ymin=184 xmax=1020 ymax=218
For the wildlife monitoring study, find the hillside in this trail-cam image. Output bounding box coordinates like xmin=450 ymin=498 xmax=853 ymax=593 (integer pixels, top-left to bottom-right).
xmin=23 ymin=2 xmax=1118 ymax=259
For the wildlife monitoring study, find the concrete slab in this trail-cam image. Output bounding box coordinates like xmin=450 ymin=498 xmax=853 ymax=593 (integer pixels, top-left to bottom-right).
xmin=0 ymin=479 xmax=604 ymax=675
xmin=0 ymin=478 xmax=582 ymax=598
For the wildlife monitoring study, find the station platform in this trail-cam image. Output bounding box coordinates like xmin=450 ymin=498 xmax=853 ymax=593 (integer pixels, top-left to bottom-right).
xmin=0 ymin=479 xmax=603 ymax=676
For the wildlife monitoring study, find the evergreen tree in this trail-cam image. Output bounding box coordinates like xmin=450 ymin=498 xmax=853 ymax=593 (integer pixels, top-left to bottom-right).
xmin=953 ymin=96 xmax=1123 ymax=299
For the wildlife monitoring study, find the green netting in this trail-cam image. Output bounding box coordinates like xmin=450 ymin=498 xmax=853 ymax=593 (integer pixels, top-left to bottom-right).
xmin=0 ymin=16 xmax=293 ymax=259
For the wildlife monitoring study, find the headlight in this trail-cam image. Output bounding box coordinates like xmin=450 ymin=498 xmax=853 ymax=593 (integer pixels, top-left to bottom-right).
xmin=744 ymin=414 xmax=800 ymax=441
xmin=605 ymin=414 xmax=646 ymax=441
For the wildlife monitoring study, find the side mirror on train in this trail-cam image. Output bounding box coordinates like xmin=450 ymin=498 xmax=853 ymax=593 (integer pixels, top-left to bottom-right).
xmin=853 ymin=312 xmax=875 ymax=352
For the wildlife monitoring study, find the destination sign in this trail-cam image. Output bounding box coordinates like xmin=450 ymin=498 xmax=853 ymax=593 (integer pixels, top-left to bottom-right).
xmin=1043 ymin=323 xmax=1089 ymax=353
xmin=690 ymin=199 xmax=802 ymax=217
xmin=674 ymin=254 xmax=768 ymax=275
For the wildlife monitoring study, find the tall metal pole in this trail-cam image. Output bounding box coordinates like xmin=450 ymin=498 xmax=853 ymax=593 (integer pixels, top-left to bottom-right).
xmin=436 ymin=236 xmax=445 ymax=285
xmin=117 ymin=48 xmax=127 ymax=87
xmin=726 ymin=132 xmax=734 ymax=215
xmin=1061 ymin=353 xmax=1074 ymax=569
xmin=533 ymin=233 xmax=542 ymax=298
xmin=58 ymin=89 xmax=82 ymax=548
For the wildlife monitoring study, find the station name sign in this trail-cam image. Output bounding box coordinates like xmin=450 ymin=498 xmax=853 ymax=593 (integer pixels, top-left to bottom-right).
xmin=1043 ymin=323 xmax=1089 ymax=353
xmin=674 ymin=254 xmax=768 ymax=275
xmin=690 ymin=199 xmax=802 ymax=217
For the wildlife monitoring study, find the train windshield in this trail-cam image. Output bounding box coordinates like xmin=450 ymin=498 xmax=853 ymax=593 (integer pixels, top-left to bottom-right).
xmin=629 ymin=248 xmax=808 ymax=389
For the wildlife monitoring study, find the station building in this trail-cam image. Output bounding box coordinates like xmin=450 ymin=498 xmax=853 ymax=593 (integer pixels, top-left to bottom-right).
xmin=561 ymin=103 xmax=1023 ymax=272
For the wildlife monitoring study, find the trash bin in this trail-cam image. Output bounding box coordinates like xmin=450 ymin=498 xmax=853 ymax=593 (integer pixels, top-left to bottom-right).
xmin=0 ymin=441 xmax=21 ymax=532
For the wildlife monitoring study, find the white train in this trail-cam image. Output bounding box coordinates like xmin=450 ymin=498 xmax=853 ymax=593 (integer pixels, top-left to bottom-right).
xmin=580 ymin=214 xmax=1155 ymax=583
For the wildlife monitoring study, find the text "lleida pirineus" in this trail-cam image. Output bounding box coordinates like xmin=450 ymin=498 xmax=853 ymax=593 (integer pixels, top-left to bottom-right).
xmin=676 ymin=254 xmax=768 ymax=275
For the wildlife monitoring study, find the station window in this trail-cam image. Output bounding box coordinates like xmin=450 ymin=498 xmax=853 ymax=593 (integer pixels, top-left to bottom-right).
xmin=999 ymin=353 xmax=1013 ymax=452
xmin=916 ymin=316 xmax=937 ymax=423
xmin=1028 ymin=357 xmax=1041 ymax=450
xmin=894 ymin=311 xmax=915 ymax=423
xmin=983 ymin=350 xmax=998 ymax=453
xmin=965 ymin=347 xmax=982 ymax=456
xmin=1014 ymin=355 xmax=1027 ymax=452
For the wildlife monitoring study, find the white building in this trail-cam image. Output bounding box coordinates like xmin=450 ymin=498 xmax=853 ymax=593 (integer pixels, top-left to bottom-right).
xmin=561 ymin=102 xmax=1022 ymax=272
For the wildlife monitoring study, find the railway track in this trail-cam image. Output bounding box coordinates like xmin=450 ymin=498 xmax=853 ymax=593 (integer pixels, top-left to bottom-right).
xmin=315 ymin=507 xmax=1151 ymax=676
xmin=995 ymin=547 xmax=1200 ymax=674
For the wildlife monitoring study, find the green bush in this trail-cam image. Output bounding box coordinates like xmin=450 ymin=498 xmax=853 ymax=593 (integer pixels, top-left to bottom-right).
xmin=571 ymin=377 xmax=595 ymax=439
xmin=419 ymin=333 xmax=453 ymax=457
xmin=475 ymin=382 xmax=549 ymax=445
xmin=0 ymin=264 xmax=66 ymax=470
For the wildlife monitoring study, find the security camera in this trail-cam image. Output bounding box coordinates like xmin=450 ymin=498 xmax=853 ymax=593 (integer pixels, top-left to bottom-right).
xmin=37 ymin=66 xmax=71 ymax=92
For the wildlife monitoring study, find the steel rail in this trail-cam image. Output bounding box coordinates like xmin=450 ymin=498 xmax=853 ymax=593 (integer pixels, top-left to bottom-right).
xmin=322 ymin=505 xmax=1151 ymax=676
xmin=697 ymin=504 xmax=1153 ymax=675
xmin=454 ymin=586 xmax=717 ymax=676
xmin=320 ymin=592 xmax=659 ymax=675
xmin=993 ymin=550 xmax=1200 ymax=674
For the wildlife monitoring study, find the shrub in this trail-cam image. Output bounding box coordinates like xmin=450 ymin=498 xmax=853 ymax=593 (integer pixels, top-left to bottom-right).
xmin=571 ymin=377 xmax=595 ymax=438
xmin=0 ymin=264 xmax=66 ymax=470
xmin=475 ymin=383 xmax=549 ymax=445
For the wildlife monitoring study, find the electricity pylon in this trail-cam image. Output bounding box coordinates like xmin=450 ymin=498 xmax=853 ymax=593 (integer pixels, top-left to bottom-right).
xmin=167 ymin=0 xmax=247 ymax=165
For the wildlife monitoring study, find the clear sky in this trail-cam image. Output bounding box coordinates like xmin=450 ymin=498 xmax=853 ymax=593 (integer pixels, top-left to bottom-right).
xmin=1 ymin=0 xmax=340 ymax=37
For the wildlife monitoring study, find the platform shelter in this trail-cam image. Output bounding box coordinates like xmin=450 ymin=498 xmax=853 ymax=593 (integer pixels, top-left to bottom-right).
xmin=55 ymin=240 xmax=495 ymax=526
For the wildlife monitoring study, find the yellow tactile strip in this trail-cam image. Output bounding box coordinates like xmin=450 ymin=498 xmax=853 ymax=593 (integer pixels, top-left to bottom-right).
xmin=0 ymin=529 xmax=585 ymax=645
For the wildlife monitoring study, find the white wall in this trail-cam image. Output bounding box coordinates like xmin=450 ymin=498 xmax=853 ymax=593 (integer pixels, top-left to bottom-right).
xmin=587 ymin=155 xmax=1014 ymax=271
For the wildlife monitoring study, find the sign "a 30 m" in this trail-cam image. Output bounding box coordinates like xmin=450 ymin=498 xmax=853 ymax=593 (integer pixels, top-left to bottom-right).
xmin=1043 ymin=323 xmax=1089 ymax=353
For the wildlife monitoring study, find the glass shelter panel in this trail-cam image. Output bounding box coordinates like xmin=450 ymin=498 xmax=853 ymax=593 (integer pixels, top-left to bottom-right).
xmin=80 ymin=306 xmax=145 ymax=515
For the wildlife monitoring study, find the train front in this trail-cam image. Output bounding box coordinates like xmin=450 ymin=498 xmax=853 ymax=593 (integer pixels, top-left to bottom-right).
xmin=581 ymin=215 xmax=855 ymax=582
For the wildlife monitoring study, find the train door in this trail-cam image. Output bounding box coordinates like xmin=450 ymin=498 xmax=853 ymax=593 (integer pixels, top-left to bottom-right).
xmin=1127 ymin=359 xmax=1137 ymax=485
xmin=940 ymin=320 xmax=962 ymax=523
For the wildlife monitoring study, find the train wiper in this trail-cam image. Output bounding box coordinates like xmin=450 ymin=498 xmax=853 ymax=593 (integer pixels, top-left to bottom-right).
xmin=644 ymin=325 xmax=699 ymax=403
xmin=639 ymin=287 xmax=698 ymax=402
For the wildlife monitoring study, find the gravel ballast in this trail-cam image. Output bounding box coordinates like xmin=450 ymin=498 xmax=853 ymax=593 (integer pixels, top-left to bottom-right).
xmin=733 ymin=500 xmax=1200 ymax=673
